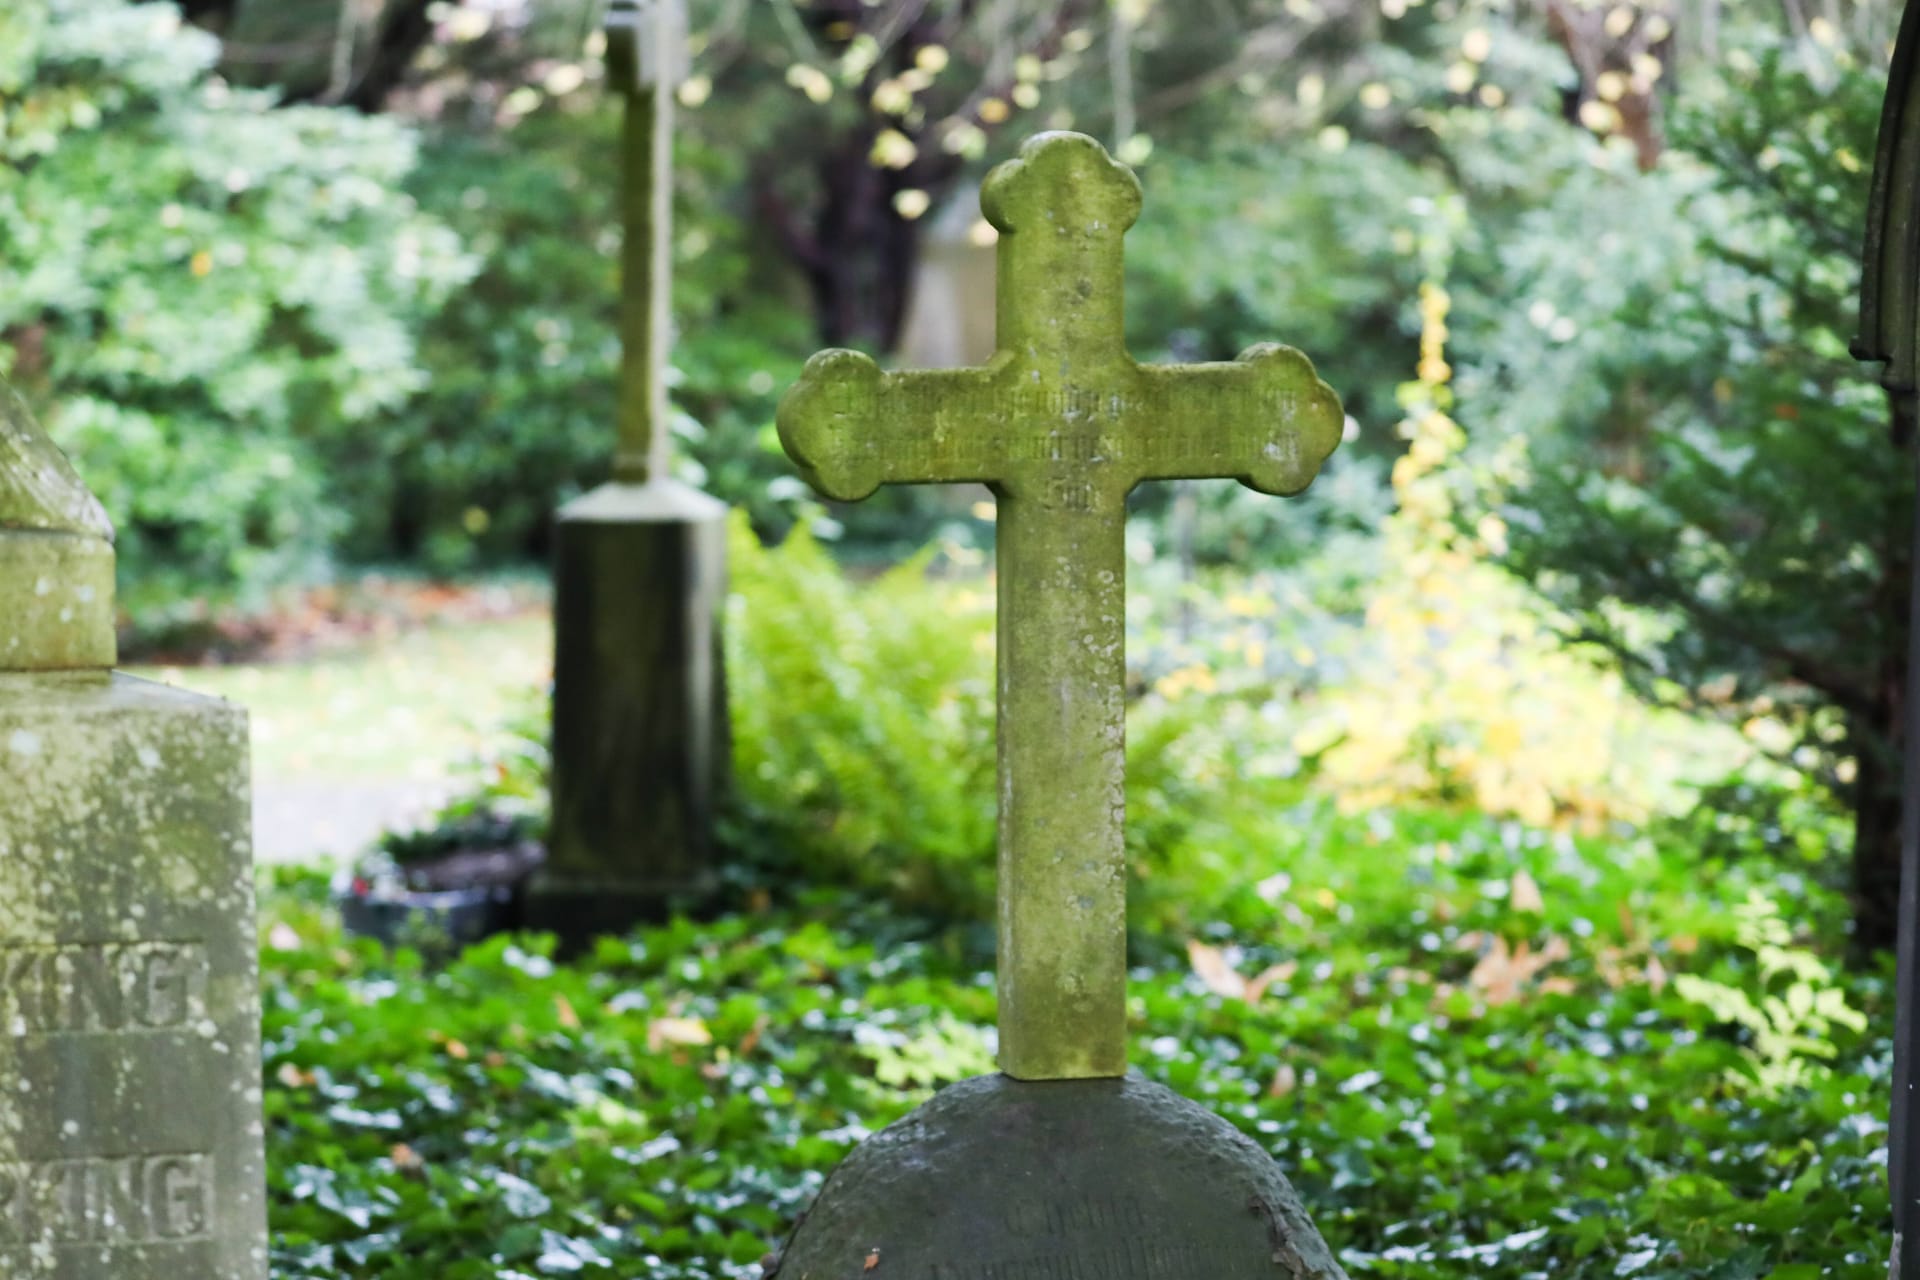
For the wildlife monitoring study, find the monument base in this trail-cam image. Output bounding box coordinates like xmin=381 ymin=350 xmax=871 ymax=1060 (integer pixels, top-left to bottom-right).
xmin=771 ymin=1072 xmax=1348 ymax=1280
xmin=530 ymin=478 xmax=728 ymax=944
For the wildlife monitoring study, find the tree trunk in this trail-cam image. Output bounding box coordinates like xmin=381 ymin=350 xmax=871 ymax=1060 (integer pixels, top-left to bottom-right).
xmin=1855 ymin=725 xmax=1904 ymax=955
xmin=803 ymin=134 xmax=932 ymax=351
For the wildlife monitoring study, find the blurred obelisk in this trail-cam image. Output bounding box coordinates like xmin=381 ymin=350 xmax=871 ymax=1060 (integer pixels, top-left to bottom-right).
xmin=526 ymin=0 xmax=728 ymax=941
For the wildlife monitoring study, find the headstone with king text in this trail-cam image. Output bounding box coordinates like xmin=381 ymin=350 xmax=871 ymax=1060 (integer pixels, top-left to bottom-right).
xmin=0 ymin=381 xmax=267 ymax=1278
xmin=769 ymin=132 xmax=1349 ymax=1279
xmin=527 ymin=0 xmax=730 ymax=941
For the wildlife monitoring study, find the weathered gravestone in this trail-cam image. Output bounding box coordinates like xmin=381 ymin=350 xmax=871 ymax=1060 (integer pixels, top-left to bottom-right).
xmin=1855 ymin=6 xmax=1920 ymax=1273
xmin=770 ymin=132 xmax=1349 ymax=1279
xmin=527 ymin=0 xmax=730 ymax=940
xmin=0 ymin=382 xmax=267 ymax=1278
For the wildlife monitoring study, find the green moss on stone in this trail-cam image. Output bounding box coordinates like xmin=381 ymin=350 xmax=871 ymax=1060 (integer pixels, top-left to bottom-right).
xmin=0 ymin=378 xmax=117 ymax=671
xmin=777 ymin=132 xmax=1344 ymax=1081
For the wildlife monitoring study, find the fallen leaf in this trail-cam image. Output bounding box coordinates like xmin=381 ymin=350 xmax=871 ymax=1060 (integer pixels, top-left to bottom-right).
xmin=1267 ymin=1065 xmax=1298 ymax=1097
xmin=1187 ymin=941 xmax=1294 ymax=1003
xmin=737 ymin=1014 xmax=770 ymax=1058
xmin=1187 ymin=940 xmax=1246 ymax=999
xmin=1243 ymin=961 xmax=1298 ymax=1003
xmin=1644 ymin=954 xmax=1668 ymax=994
xmin=865 ymin=1250 xmax=881 ymax=1271
xmin=1466 ymin=934 xmax=1572 ymax=1006
xmin=444 ymin=1039 xmax=470 ymax=1061
xmin=555 ymin=995 xmax=581 ymax=1030
xmin=648 ymin=1017 xmax=713 ymax=1052
xmin=1510 ymin=870 xmax=1544 ymax=914
xmin=276 ymin=1062 xmax=314 ymax=1089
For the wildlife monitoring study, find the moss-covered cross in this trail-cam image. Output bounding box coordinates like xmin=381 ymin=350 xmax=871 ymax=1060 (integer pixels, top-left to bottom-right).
xmin=605 ymin=0 xmax=688 ymax=484
xmin=778 ymin=132 xmax=1345 ymax=1081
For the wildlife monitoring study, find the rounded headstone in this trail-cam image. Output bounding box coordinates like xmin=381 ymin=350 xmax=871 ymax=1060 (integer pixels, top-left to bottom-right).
xmin=771 ymin=1073 xmax=1348 ymax=1280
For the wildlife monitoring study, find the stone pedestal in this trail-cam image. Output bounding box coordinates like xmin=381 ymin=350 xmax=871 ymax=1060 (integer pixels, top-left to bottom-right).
xmin=0 ymin=673 xmax=266 ymax=1280
xmin=771 ymin=1073 xmax=1348 ymax=1280
xmin=526 ymin=478 xmax=728 ymax=941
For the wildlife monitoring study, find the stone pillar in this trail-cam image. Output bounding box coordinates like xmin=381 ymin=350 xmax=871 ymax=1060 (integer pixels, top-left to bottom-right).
xmin=523 ymin=0 xmax=729 ymax=942
xmin=534 ymin=481 xmax=727 ymax=936
xmin=0 ymin=383 xmax=267 ymax=1278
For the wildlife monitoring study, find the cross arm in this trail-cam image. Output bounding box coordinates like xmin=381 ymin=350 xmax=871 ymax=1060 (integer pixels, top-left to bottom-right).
xmin=1126 ymin=344 xmax=1345 ymax=496
xmin=777 ymin=350 xmax=1013 ymax=501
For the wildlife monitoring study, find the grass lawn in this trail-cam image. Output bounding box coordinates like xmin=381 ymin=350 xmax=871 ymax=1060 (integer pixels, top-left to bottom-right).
xmin=128 ymin=614 xmax=551 ymax=861
xmin=132 ymin=614 xmax=551 ymax=782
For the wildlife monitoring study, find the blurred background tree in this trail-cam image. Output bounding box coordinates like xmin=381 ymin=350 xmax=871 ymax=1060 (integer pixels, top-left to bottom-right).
xmin=1460 ymin=42 xmax=1906 ymax=949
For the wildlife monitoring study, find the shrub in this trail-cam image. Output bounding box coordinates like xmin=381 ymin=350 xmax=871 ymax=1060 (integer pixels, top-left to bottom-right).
xmin=0 ymin=0 xmax=469 ymax=616
xmin=380 ymin=108 xmax=820 ymax=572
xmin=1456 ymin=41 xmax=1906 ymax=947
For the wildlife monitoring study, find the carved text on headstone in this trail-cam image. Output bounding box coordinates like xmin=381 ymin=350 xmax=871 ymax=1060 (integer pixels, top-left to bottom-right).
xmin=0 ymin=1152 xmax=214 ymax=1247
xmin=0 ymin=941 xmax=210 ymax=1036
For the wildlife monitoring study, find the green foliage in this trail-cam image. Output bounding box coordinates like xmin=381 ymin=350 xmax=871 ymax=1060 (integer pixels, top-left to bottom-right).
xmin=0 ymin=0 xmax=469 ymax=613
xmin=1125 ymin=135 xmax=1437 ymax=437
xmin=1673 ymin=892 xmax=1869 ymax=1096
xmin=380 ymin=809 xmax=543 ymax=870
xmin=261 ymin=778 xmax=1891 ymax=1278
xmin=725 ymin=517 xmax=999 ymax=914
xmin=1463 ymin=41 xmax=1895 ymax=792
xmin=381 ymin=107 xmax=820 ymax=571
xmin=724 ymin=515 xmax=1293 ymax=922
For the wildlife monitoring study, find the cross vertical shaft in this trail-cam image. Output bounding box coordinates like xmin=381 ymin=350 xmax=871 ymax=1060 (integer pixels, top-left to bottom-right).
xmin=608 ymin=0 xmax=684 ymax=484
xmin=996 ymin=496 xmax=1129 ymax=1076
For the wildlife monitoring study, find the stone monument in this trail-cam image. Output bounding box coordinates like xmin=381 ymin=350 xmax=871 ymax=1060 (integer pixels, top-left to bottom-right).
xmin=770 ymin=132 xmax=1349 ymax=1277
xmin=0 ymin=381 xmax=267 ymax=1278
xmin=528 ymin=0 xmax=729 ymax=940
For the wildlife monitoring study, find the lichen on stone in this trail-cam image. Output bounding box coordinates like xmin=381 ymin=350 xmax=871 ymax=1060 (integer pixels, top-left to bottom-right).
xmin=0 ymin=377 xmax=113 ymax=541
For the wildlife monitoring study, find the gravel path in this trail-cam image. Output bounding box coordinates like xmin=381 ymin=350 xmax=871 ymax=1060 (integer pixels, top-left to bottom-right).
xmin=253 ymin=779 xmax=458 ymax=865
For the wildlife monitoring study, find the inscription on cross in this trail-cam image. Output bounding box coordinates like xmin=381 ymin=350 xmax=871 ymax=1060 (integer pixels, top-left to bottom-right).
xmin=778 ymin=132 xmax=1344 ymax=1080
xmin=605 ymin=0 xmax=688 ymax=484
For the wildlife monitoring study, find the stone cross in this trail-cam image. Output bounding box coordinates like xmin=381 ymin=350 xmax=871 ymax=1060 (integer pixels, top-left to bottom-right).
xmin=530 ymin=0 xmax=726 ymax=941
xmin=606 ymin=0 xmax=688 ymax=484
xmin=778 ymin=132 xmax=1344 ymax=1080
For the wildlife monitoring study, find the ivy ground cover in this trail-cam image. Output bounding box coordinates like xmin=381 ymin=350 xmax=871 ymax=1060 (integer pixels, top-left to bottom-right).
xmin=261 ymin=787 xmax=1891 ymax=1280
